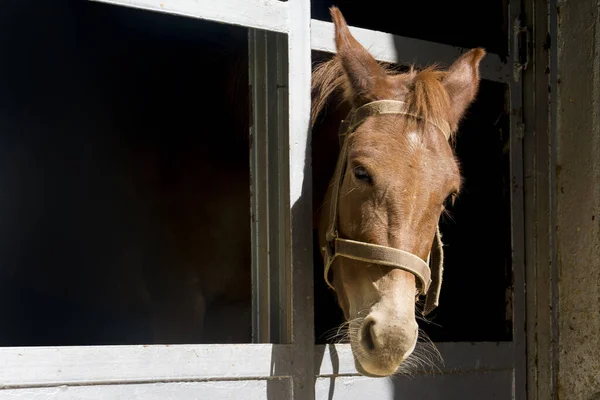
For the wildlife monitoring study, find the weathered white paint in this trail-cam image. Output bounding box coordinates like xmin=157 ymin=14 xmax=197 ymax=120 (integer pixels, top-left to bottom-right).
xmin=0 ymin=343 xmax=513 ymax=390
xmin=0 ymin=379 xmax=292 ymax=400
xmin=315 ymin=376 xmax=395 ymax=399
xmin=285 ymin=1 xmax=316 ymax=399
xmin=316 ymin=342 xmax=513 ymax=376
xmin=287 ymin=4 xmax=312 ymax=208
xmin=315 ymin=371 xmax=513 ymax=400
xmin=0 ymin=371 xmax=514 ymax=400
xmin=90 ymin=0 xmax=289 ymax=33
xmin=0 ymin=370 xmax=514 ymax=400
xmin=310 ymin=19 xmax=511 ymax=83
xmin=249 ymin=29 xmax=278 ymax=343
xmin=0 ymin=344 xmax=294 ymax=388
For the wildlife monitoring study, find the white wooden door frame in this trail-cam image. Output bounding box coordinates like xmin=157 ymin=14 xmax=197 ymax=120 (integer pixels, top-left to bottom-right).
xmin=0 ymin=0 xmax=526 ymax=399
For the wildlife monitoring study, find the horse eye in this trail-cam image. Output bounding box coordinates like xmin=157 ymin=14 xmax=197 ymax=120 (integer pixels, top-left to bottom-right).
xmin=353 ymin=165 xmax=372 ymax=184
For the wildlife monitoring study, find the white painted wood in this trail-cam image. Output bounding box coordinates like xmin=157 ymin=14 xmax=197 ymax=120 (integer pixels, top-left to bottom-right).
xmin=3 ymin=2 xmax=519 ymax=398
xmin=0 ymin=371 xmax=514 ymax=400
xmin=0 ymin=342 xmax=513 ymax=390
xmin=315 ymin=376 xmax=395 ymax=399
xmin=287 ymin=5 xmax=313 ymax=208
xmin=316 ymin=342 xmax=514 ymax=376
xmin=311 ymin=19 xmax=511 ymax=83
xmin=0 ymin=379 xmax=292 ymax=400
xmin=89 ymin=0 xmax=510 ymax=84
xmin=285 ymin=1 xmax=315 ymax=399
xmin=249 ymin=29 xmax=274 ymax=343
xmin=90 ymin=0 xmax=289 ymax=33
xmin=315 ymin=371 xmax=513 ymax=400
xmin=0 ymin=344 xmax=293 ymax=388
xmin=249 ymin=30 xmax=293 ymax=344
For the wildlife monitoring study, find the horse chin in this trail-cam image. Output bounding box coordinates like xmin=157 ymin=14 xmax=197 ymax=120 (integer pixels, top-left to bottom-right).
xmin=350 ymin=329 xmax=418 ymax=377
xmin=350 ymin=340 xmax=407 ymax=378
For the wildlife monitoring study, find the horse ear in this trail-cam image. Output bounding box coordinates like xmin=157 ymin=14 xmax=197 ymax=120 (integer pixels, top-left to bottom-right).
xmin=442 ymin=48 xmax=486 ymax=126
xmin=330 ymin=7 xmax=388 ymax=106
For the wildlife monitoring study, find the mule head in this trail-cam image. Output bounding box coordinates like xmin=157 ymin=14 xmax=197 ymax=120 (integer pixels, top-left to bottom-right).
xmin=321 ymin=7 xmax=485 ymax=377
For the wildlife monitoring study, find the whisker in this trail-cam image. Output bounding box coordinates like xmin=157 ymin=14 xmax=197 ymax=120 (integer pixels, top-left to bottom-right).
xmin=415 ymin=303 xmax=444 ymax=328
xmin=390 ymin=328 xmax=444 ymax=378
xmin=415 ymin=313 xmax=443 ymax=328
xmin=440 ymin=208 xmax=456 ymax=224
xmin=325 ymin=310 xmax=445 ymax=378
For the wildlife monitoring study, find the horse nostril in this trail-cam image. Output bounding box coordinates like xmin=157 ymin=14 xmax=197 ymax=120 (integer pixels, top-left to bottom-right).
xmin=361 ymin=319 xmax=377 ymax=352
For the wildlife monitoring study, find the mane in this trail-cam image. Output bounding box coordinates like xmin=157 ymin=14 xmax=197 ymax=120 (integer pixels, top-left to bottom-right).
xmin=311 ymin=56 xmax=456 ymax=138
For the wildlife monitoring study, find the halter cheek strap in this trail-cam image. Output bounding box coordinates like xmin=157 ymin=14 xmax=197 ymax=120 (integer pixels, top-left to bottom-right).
xmin=322 ymin=99 xmax=451 ymax=316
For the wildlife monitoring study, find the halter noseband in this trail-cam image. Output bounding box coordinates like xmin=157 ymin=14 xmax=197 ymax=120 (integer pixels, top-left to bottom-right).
xmin=322 ymin=99 xmax=452 ymax=316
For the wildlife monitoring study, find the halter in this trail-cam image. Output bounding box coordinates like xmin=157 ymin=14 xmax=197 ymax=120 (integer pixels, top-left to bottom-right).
xmin=322 ymin=99 xmax=452 ymax=316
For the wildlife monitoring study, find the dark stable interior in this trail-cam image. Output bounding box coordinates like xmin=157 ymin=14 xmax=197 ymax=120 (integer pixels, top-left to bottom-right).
xmin=0 ymin=0 xmax=511 ymax=346
xmin=0 ymin=0 xmax=250 ymax=346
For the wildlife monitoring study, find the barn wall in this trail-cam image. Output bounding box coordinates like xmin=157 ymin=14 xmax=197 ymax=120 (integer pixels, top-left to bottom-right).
xmin=556 ymin=0 xmax=600 ymax=398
